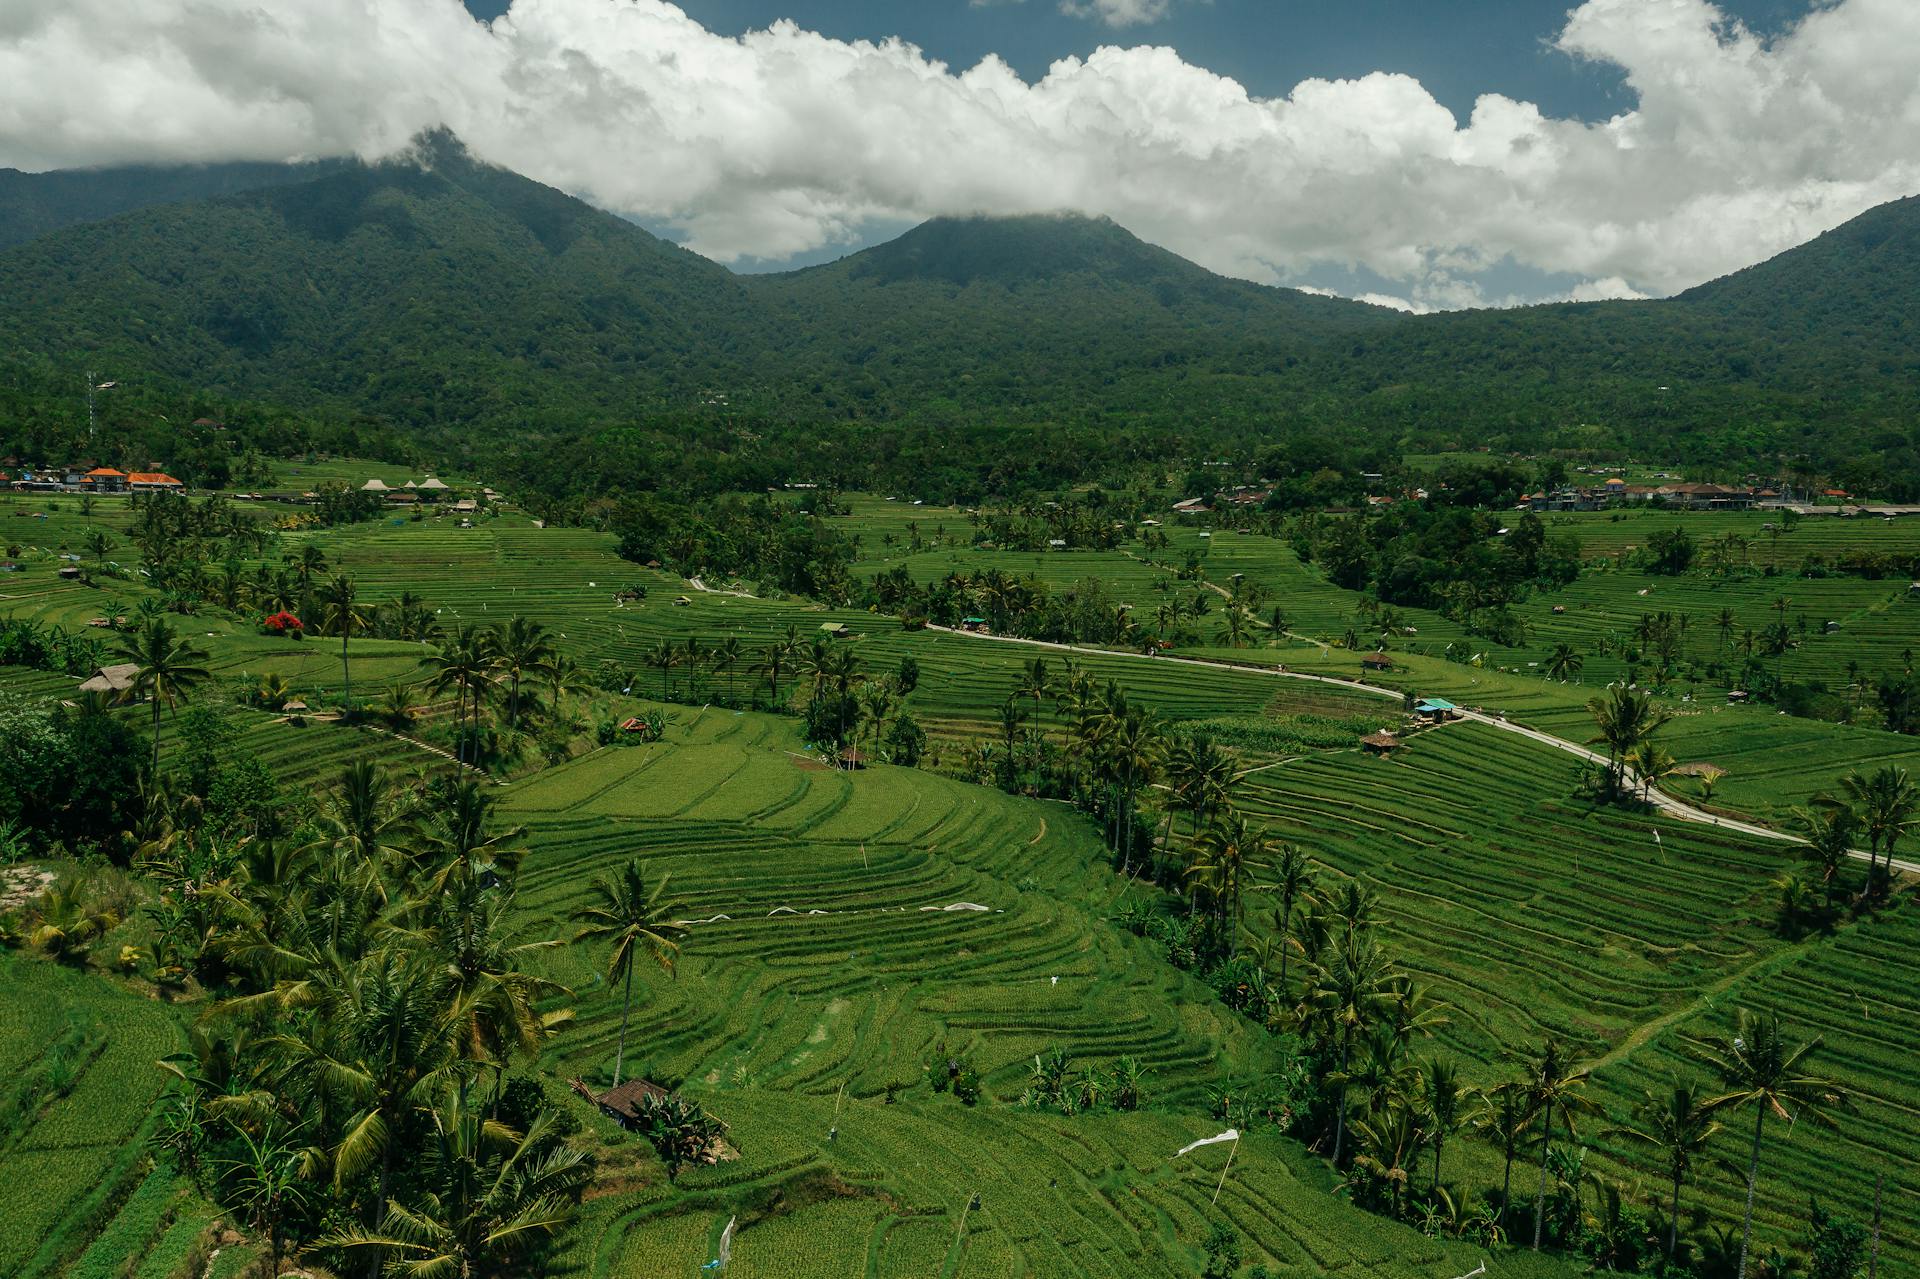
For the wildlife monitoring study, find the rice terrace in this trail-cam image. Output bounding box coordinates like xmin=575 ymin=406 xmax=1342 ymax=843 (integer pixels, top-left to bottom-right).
xmin=6 ymin=4 xmax=1920 ymax=1277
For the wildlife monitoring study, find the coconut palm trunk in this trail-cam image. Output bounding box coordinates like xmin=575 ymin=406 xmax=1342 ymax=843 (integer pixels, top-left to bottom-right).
xmin=614 ymin=960 xmax=634 ymax=1088
xmin=1669 ymin=1164 xmax=1684 ymax=1259
xmin=1533 ymin=1100 xmax=1554 ymax=1249
xmin=1737 ymin=1105 xmax=1765 ymax=1279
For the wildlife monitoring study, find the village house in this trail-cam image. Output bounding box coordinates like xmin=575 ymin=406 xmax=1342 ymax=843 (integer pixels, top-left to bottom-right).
xmin=79 ymin=467 xmax=128 ymax=493
xmin=126 ymin=471 xmax=184 ymax=492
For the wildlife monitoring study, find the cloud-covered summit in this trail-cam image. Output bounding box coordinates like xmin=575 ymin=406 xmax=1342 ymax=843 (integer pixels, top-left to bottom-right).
xmin=1 ymin=0 xmax=1913 ymax=309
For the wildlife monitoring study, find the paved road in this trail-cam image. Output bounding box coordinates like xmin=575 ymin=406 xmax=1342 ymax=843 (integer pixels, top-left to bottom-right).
xmin=910 ymin=621 xmax=1916 ymax=875
xmin=679 ymin=576 xmax=1911 ymax=873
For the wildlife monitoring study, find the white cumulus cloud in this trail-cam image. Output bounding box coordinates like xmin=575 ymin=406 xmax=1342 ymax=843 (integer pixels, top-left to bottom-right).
xmin=0 ymin=0 xmax=1915 ymax=307
xmin=1059 ymin=0 xmax=1173 ymax=27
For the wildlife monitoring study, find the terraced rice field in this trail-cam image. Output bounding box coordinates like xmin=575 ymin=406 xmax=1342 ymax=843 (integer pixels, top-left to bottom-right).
xmin=0 ymin=952 xmax=184 ymax=1278
xmin=1546 ymin=508 xmax=1920 ymax=569
xmin=508 ymin=706 xmax=1584 ymax=1278
xmin=1233 ymin=721 xmax=1794 ymax=1069
xmin=1588 ymin=902 xmax=1920 ymax=1270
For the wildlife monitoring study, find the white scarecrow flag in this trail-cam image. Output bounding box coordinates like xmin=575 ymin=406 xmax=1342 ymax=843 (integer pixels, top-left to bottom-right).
xmin=702 ymin=1215 xmax=737 ymax=1271
xmin=1174 ymin=1129 xmax=1239 ymax=1158
xmin=1173 ymin=1129 xmax=1241 ymax=1205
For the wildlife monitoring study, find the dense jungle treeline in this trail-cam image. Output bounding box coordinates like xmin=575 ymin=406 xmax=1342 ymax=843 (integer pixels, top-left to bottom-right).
xmin=2 ymin=142 xmax=1920 ymax=500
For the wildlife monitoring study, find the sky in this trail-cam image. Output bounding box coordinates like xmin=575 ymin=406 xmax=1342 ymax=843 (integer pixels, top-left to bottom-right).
xmin=2 ymin=0 xmax=1916 ymax=310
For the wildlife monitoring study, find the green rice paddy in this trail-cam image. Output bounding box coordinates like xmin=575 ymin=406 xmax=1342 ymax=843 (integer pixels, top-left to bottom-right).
xmin=4 ymin=484 xmax=1919 ymax=1273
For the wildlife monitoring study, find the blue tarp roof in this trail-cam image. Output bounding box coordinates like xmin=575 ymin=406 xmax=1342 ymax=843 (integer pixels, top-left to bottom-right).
xmin=1414 ymin=698 xmax=1458 ymax=712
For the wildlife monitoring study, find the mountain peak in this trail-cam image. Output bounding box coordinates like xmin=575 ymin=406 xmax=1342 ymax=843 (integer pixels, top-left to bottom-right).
xmin=839 ymin=210 xmax=1196 ymax=288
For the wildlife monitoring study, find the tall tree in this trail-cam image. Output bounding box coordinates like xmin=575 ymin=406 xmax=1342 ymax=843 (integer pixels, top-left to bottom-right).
xmin=1610 ymin=1084 xmax=1721 ymax=1260
xmin=1524 ymin=1037 xmax=1597 ymax=1250
xmin=317 ymin=573 xmax=368 ymax=717
xmin=1269 ymin=843 xmax=1315 ymax=999
xmin=495 ymin=616 xmax=556 ymax=729
xmin=1701 ymin=1011 xmax=1845 ymax=1279
xmin=1586 ymin=685 xmax=1673 ymax=797
xmin=1311 ymin=930 xmax=1395 ymax=1168
xmin=115 ymin=617 xmax=211 ymax=776
xmin=1421 ymin=1057 xmax=1472 ymax=1193
xmin=323 ymin=1092 xmax=589 ymax=1278
xmin=571 ymin=861 xmax=686 ymax=1089
xmin=1837 ymin=766 xmax=1916 ymax=894
xmin=424 ymin=625 xmax=500 ymax=765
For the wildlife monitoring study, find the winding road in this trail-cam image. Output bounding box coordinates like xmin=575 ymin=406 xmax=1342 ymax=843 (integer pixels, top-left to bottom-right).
xmin=676 ymin=574 xmax=1914 ymax=875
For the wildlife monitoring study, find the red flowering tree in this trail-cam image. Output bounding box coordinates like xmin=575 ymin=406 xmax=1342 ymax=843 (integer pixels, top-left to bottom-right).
xmin=261 ymin=610 xmax=304 ymax=636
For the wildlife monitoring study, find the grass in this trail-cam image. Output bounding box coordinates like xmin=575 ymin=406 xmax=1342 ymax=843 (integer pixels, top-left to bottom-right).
xmin=0 ymin=951 xmax=183 ymax=1279
xmin=3 ymin=494 xmax=1918 ymax=1273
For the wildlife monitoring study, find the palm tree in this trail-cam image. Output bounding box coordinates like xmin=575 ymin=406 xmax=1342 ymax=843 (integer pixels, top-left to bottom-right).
xmin=258 ymin=950 xmax=466 ymax=1221
xmin=1269 ymin=843 xmax=1315 ymax=999
xmin=1761 ymin=619 xmax=1793 ymax=678
xmin=1716 ymin=607 xmax=1737 ymax=649
xmin=317 ymin=760 xmax=417 ymax=880
xmin=571 ymin=861 xmax=686 ymax=1088
xmin=1223 ymin=606 xmax=1251 ymax=648
xmin=644 ymin=639 xmax=681 ymax=699
xmin=1545 ymin=643 xmax=1583 ymax=681
xmin=1629 ymin=740 xmax=1678 ymax=802
xmin=1524 ymin=1037 xmax=1596 ymax=1250
xmin=712 ymin=636 xmax=743 ymax=701
xmin=680 ymin=636 xmax=708 ymax=698
xmin=1421 ymin=1057 xmax=1471 ymax=1193
xmin=1312 ymin=931 xmax=1396 ymax=1167
xmin=1699 ymin=1011 xmax=1845 ymax=1279
xmin=324 ymin=1095 xmax=589 ymax=1279
xmin=1794 ymin=801 xmax=1858 ymax=908
xmin=115 ymin=617 xmax=211 ymax=776
xmin=1482 ymin=1080 xmax=1532 ymax=1228
xmin=755 ymin=626 xmax=801 ymax=706
xmin=1015 ymin=657 xmax=1051 ymax=740
xmin=424 ymin=625 xmax=500 ymax=765
xmin=547 ymin=653 xmax=582 ymax=711
xmin=375 ymin=682 xmax=421 ymax=732
xmin=997 ymin=696 xmax=1029 ymax=788
xmin=1586 ymin=684 xmax=1672 ymax=798
xmin=1185 ymin=812 xmax=1271 ymax=948
xmin=290 ymin=542 xmax=328 ymax=600
xmin=1836 ymin=765 xmax=1916 ymax=893
xmin=427 ymin=882 xmax=569 ymax=1082
xmin=84 ymin=527 xmax=115 ymax=567
xmin=495 ymin=616 xmax=556 ymax=728
xmin=1611 ymin=1084 xmax=1720 ymax=1260
xmin=317 ymin=573 xmax=368 ymax=718
xmin=860 ymin=680 xmax=897 ymax=762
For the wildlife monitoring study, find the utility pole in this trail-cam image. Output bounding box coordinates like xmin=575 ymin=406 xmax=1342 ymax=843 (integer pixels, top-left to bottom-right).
xmin=85 ymin=372 xmax=116 ymax=445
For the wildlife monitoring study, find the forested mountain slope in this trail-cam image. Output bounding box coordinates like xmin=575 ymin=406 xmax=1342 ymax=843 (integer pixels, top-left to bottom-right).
xmin=0 ymin=138 xmax=1915 ymax=490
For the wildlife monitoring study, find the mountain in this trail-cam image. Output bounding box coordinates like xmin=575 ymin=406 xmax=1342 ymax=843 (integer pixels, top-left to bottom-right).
xmin=0 ymin=159 xmax=344 ymax=251
xmin=744 ymin=214 xmax=1395 ymax=419
xmin=0 ymin=134 xmax=764 ymax=429
xmin=0 ymin=140 xmax=1915 ymax=493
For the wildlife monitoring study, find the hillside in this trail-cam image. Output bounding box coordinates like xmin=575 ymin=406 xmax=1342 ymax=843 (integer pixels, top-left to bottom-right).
xmin=746 ymin=214 xmax=1397 ymax=418
xmin=0 ymin=158 xmax=340 ymax=251
xmin=0 ymin=134 xmax=765 ymax=433
xmin=0 ymin=142 xmax=1916 ymax=491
